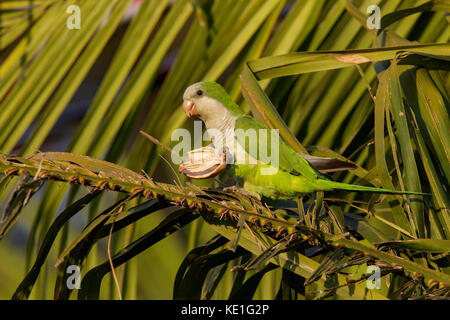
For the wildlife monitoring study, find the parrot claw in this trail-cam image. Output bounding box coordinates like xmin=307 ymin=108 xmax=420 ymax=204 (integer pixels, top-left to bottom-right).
xmin=223 ymin=186 xmax=261 ymax=200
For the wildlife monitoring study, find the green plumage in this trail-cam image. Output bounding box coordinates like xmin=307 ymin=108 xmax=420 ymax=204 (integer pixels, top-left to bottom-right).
xmin=230 ymin=162 xmax=424 ymax=199
xmin=183 ymin=81 xmax=425 ymax=199
xmin=234 ymin=115 xmax=321 ymax=181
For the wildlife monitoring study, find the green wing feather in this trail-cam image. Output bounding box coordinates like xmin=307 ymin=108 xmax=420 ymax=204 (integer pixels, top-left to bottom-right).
xmin=234 ymin=115 xmax=321 ymax=181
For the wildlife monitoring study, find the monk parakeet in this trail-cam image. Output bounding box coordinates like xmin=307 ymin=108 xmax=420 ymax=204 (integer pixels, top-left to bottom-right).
xmin=180 ymin=81 xmax=422 ymax=199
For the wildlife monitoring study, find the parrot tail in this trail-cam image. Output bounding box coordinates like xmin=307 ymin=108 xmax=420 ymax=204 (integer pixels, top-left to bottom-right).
xmin=317 ymin=180 xmax=427 ymax=195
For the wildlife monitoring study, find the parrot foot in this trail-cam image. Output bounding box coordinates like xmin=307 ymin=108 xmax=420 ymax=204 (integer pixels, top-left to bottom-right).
xmin=223 ymin=186 xmax=261 ymax=201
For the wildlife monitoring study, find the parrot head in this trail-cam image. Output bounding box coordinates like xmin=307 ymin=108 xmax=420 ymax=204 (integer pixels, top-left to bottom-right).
xmin=182 ymin=82 xmax=244 ymax=123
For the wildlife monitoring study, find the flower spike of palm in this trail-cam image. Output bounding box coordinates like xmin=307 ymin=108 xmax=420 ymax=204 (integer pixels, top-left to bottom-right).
xmin=179 ymin=81 xmax=425 ymax=199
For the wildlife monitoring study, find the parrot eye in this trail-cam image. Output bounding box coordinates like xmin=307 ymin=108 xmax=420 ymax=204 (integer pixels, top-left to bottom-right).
xmin=196 ymin=90 xmax=203 ymax=96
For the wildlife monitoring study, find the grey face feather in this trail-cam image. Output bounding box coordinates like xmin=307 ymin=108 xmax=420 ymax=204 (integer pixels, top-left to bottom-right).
xmin=183 ymin=83 xmax=236 ymax=131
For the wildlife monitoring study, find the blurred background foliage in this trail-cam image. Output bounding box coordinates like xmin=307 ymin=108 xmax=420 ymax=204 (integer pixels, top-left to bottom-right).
xmin=0 ymin=0 xmax=449 ymax=299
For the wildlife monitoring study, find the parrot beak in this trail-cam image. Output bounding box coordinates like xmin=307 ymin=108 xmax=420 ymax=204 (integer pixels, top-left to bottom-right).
xmin=183 ymin=100 xmax=199 ymax=117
